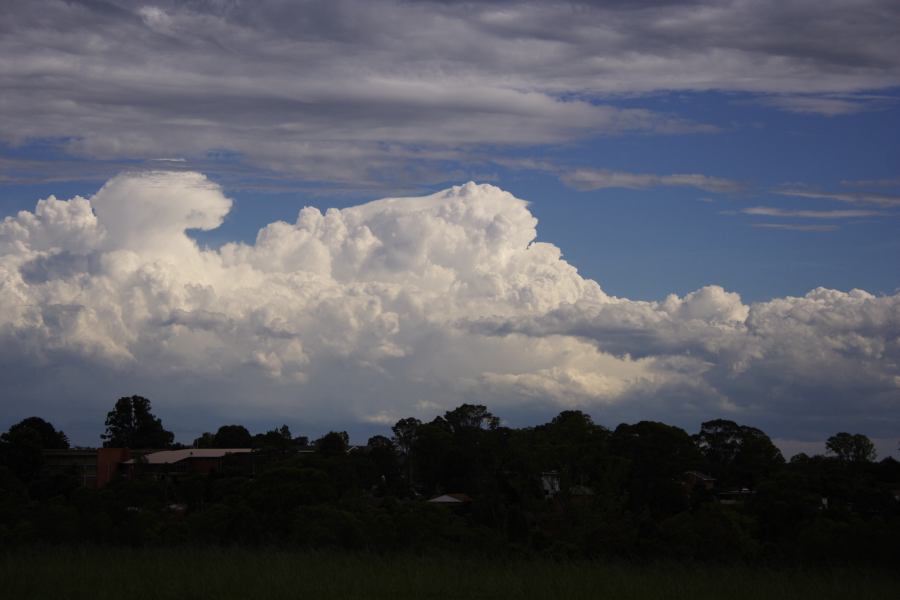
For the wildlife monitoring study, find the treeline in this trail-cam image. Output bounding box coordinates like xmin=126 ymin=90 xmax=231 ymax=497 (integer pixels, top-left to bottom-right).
xmin=1 ymin=399 xmax=898 ymax=565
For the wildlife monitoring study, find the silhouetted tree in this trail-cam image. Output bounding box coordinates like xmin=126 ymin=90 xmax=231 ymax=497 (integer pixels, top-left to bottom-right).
xmin=3 ymin=417 xmax=69 ymax=449
xmin=213 ymin=425 xmax=253 ymax=447
xmin=0 ymin=424 xmax=43 ymax=482
xmin=0 ymin=417 xmax=70 ymax=482
xmin=826 ymin=432 xmax=876 ymax=463
xmin=101 ymin=396 xmax=174 ymax=448
xmin=694 ymin=419 xmax=784 ymax=488
xmin=253 ymin=425 xmax=306 ymax=451
xmin=193 ymin=432 xmax=216 ymax=448
xmin=315 ymin=431 xmax=350 ymax=456
xmin=392 ymin=417 xmax=421 ymax=457
xmin=443 ymin=404 xmax=499 ymax=433
xmin=392 ymin=417 xmax=422 ymax=485
xmin=612 ymin=421 xmax=702 ymax=514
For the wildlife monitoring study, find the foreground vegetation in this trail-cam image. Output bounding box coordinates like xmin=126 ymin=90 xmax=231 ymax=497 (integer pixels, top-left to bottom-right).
xmin=3 ymin=547 xmax=898 ymax=600
xmin=2 ymin=400 xmax=898 ymax=565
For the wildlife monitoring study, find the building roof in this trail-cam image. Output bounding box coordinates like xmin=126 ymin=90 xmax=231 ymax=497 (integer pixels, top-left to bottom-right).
xmin=123 ymin=448 xmax=253 ymax=465
xmin=684 ymin=470 xmax=716 ymax=481
xmin=427 ymin=493 xmax=473 ymax=503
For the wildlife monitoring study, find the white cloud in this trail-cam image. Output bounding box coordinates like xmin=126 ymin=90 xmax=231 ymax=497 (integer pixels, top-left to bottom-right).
xmin=0 ymin=172 xmax=897 ymax=442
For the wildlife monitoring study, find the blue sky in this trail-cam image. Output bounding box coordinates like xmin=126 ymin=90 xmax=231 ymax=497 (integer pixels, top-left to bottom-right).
xmin=1 ymin=1 xmax=898 ymax=455
xmin=4 ymin=90 xmax=897 ymax=303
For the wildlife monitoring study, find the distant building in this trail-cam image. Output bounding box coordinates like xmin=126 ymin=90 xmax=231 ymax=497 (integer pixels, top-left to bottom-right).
xmin=42 ymin=447 xmax=133 ymax=489
xmin=123 ymin=448 xmax=255 ymax=478
xmin=682 ymin=470 xmax=716 ymax=492
xmin=427 ymin=493 xmax=473 ymax=504
xmin=43 ymin=448 xmax=100 ymax=488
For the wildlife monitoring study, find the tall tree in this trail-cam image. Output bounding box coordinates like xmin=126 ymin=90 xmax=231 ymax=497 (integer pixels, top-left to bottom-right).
xmin=101 ymin=396 xmax=174 ymax=448
xmin=826 ymin=432 xmax=876 ymax=463
xmin=392 ymin=417 xmax=422 ymax=486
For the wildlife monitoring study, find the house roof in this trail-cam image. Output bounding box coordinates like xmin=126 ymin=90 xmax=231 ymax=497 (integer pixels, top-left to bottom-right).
xmin=124 ymin=448 xmax=253 ymax=465
xmin=427 ymin=493 xmax=473 ymax=503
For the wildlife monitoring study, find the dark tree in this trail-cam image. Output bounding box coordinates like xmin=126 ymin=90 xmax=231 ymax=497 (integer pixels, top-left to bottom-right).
xmin=443 ymin=404 xmax=499 ymax=433
xmin=213 ymin=424 xmax=253 ymax=448
xmin=392 ymin=417 xmax=421 ymax=457
xmin=693 ymin=419 xmax=784 ymax=487
xmin=315 ymin=431 xmax=350 ymax=456
xmin=0 ymin=417 xmax=70 ymax=482
xmin=540 ymin=410 xmax=611 ymax=490
xmin=612 ymin=421 xmax=703 ymax=514
xmin=826 ymin=432 xmax=876 ymax=463
xmin=2 ymin=417 xmax=69 ymax=449
xmin=193 ymin=432 xmax=216 ymax=448
xmin=392 ymin=417 xmax=421 ymax=485
xmin=101 ymin=396 xmax=174 ymax=448
xmin=0 ymin=425 xmax=43 ymax=482
xmin=253 ymin=425 xmax=305 ymax=450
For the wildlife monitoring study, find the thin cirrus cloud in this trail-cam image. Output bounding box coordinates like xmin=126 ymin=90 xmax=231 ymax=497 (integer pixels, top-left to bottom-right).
xmin=561 ymin=169 xmax=743 ymax=193
xmin=741 ymin=207 xmax=884 ymax=219
xmin=760 ymin=94 xmax=895 ymax=116
xmin=776 ymin=189 xmax=900 ymax=208
xmin=751 ymin=223 xmax=838 ymax=232
xmin=1 ymin=171 xmax=897 ymax=444
xmin=1 ymin=0 xmax=900 ymax=183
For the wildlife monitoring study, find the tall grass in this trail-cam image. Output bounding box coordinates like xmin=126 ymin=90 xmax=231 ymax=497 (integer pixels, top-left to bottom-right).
xmin=2 ymin=547 xmax=896 ymax=600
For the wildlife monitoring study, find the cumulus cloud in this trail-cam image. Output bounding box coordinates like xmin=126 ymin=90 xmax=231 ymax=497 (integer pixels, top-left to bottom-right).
xmin=2 ymin=1 xmax=899 ymax=183
xmin=1 ymin=171 xmax=897 ymax=443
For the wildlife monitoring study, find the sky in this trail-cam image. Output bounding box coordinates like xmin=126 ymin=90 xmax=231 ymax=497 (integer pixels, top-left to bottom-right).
xmin=1 ymin=0 xmax=898 ymax=457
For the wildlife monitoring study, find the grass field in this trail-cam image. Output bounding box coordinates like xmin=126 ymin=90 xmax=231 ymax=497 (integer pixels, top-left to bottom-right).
xmin=2 ymin=547 xmax=897 ymax=600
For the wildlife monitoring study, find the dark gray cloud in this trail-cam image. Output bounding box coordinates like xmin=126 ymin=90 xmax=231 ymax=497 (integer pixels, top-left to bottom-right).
xmin=2 ymin=0 xmax=899 ymax=184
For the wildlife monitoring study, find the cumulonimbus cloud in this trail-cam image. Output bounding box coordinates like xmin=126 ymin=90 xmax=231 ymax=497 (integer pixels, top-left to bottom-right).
xmin=1 ymin=171 xmax=897 ymax=442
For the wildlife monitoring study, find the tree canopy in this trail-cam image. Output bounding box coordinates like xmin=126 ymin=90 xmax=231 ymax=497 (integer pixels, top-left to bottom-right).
xmin=101 ymin=396 xmax=174 ymax=449
xmin=826 ymin=432 xmax=877 ymax=463
xmin=212 ymin=425 xmax=253 ymax=448
xmin=693 ymin=419 xmax=784 ymax=488
xmin=2 ymin=417 xmax=69 ymax=450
